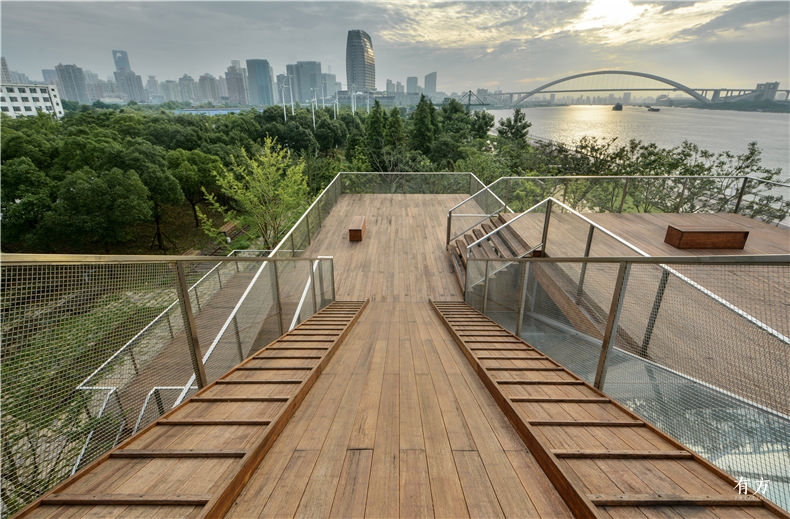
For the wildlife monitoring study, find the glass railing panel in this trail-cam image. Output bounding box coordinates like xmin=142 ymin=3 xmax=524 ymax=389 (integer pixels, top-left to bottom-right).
xmin=479 ymin=260 xmax=521 ymax=332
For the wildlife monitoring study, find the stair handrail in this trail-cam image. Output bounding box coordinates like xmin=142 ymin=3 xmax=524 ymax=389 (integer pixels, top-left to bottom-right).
xmin=467 ymin=196 xmax=790 ymax=348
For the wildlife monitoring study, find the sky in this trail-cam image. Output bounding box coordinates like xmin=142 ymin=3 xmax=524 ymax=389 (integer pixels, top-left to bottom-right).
xmin=1 ymin=0 xmax=789 ymax=94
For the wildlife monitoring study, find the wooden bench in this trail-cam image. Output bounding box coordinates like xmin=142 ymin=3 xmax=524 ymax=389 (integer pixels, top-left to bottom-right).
xmin=664 ymin=224 xmax=749 ymax=249
xmin=348 ymin=216 xmax=366 ymax=241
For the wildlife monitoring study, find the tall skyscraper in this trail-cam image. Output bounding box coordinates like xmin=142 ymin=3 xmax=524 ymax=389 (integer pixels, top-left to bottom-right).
xmin=246 ymin=59 xmax=275 ymax=106
xmin=346 ymin=30 xmax=375 ymax=92
xmin=294 ymin=61 xmax=322 ymax=103
xmin=424 ymin=72 xmax=437 ymax=95
xmin=55 ymin=63 xmax=90 ymax=104
xmin=322 ymin=72 xmax=338 ymax=98
xmin=198 ymin=74 xmax=220 ymax=104
xmin=178 ymin=74 xmax=197 ymax=103
xmin=111 ymin=50 xmax=145 ymax=102
xmin=1 ymin=57 xmax=12 ymax=84
xmin=112 ymin=50 xmax=131 ymax=72
xmin=225 ymin=61 xmax=247 ymax=105
xmin=42 ymin=69 xmax=58 ymax=85
xmin=406 ymin=76 xmax=418 ymax=94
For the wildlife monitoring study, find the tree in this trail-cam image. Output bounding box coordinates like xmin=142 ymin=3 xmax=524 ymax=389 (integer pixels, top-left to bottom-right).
xmin=37 ymin=167 xmax=151 ymax=252
xmin=497 ymin=107 xmax=531 ymax=142
xmin=117 ymin=139 xmax=184 ymax=249
xmin=0 ymin=158 xmax=55 ymax=248
xmin=201 ymin=137 xmax=309 ymax=249
xmin=410 ymin=94 xmax=436 ymax=155
xmin=365 ymin=100 xmax=387 ymax=171
xmin=167 ymin=149 xmax=221 ymax=227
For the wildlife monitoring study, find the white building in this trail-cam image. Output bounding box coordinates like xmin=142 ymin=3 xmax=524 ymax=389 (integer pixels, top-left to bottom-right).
xmin=1 ymin=83 xmax=64 ymax=119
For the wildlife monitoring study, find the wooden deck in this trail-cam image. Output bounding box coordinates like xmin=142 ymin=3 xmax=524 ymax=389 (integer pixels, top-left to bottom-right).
xmin=17 ymin=194 xmax=790 ymax=518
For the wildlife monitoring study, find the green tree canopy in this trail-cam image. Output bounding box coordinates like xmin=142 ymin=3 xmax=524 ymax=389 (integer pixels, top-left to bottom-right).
xmin=202 ymin=137 xmax=309 ymax=249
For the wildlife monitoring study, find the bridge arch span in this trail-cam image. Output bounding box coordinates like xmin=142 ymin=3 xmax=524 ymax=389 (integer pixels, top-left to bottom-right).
xmin=513 ymin=70 xmax=709 ymax=105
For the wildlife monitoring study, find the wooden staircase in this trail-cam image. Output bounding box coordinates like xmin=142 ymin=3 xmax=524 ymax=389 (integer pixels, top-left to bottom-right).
xmin=448 ymin=213 xmax=538 ymax=289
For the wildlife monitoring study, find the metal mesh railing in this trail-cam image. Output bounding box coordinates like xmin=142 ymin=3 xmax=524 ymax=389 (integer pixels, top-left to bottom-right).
xmin=448 ymin=175 xmax=790 ymax=245
xmin=0 ymin=254 xmax=334 ymax=517
xmin=466 ymin=255 xmax=790 ymax=512
xmin=273 ymin=172 xmax=486 ymax=258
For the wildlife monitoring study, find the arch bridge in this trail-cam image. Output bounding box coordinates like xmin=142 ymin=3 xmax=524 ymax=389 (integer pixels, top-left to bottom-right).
xmin=500 ymin=70 xmax=783 ymax=106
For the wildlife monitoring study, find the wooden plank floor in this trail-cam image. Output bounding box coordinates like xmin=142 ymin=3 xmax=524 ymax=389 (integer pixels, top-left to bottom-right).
xmin=228 ymin=301 xmax=572 ymax=518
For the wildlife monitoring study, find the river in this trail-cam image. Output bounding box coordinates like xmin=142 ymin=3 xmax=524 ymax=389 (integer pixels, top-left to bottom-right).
xmin=487 ymin=106 xmax=790 ymax=181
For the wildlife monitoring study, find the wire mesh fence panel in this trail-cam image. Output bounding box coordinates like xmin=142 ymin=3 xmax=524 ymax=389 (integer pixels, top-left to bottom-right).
xmin=1 ymin=261 xmax=180 ymax=517
xmin=0 ymin=255 xmax=334 ymax=517
xmin=602 ymin=261 xmax=790 ymax=511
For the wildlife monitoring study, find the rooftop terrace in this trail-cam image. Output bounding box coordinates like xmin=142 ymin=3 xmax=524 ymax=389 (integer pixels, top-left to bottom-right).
xmin=4 ymin=173 xmax=790 ymax=518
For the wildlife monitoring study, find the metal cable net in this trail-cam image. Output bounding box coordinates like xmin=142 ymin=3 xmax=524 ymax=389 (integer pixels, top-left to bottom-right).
xmin=605 ymin=263 xmax=790 ymax=511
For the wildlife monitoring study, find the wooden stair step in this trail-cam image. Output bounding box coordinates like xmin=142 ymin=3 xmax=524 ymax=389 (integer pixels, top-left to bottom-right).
xmin=553 ymin=449 xmax=693 ymax=459
xmin=587 ymin=493 xmax=762 ymax=507
xmin=42 ymin=494 xmax=211 ymax=506
xmin=110 ymin=449 xmax=248 ymax=459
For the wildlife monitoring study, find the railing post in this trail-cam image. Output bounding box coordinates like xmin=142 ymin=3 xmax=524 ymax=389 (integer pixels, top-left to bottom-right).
xmin=576 ymin=225 xmax=595 ymax=302
xmin=640 ymin=269 xmax=670 ymax=357
xmin=329 ymin=258 xmax=336 ymax=302
xmin=216 ymin=267 xmax=223 ymax=288
xmin=594 ymin=262 xmax=630 ymax=390
xmin=174 ymin=262 xmax=208 ymax=389
xmin=515 ymin=261 xmax=530 ymax=337
xmin=273 ymin=260 xmax=285 ymax=336
xmin=154 ymin=388 xmax=166 ymax=416
xmin=306 ymin=212 xmax=312 ymax=245
xmin=540 ymin=199 xmax=553 ymax=256
xmin=128 ymin=349 xmax=140 ymax=375
xmin=617 ymin=178 xmax=629 ymax=213
xmin=482 ymin=260 xmax=491 ymax=315
xmin=733 ymin=177 xmax=750 ymax=214
xmin=562 ymin=179 xmax=569 ymax=206
xmin=166 ymin=312 xmax=174 ymax=338
xmin=446 ymin=210 xmax=452 ymax=246
xmin=290 ymin=234 xmax=296 ymax=258
xmin=233 ymin=315 xmax=244 ymax=361
xmin=309 ymin=259 xmax=318 ymax=315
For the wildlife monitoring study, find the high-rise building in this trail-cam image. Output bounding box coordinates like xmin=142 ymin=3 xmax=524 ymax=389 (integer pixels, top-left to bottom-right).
xmin=55 ymin=63 xmax=90 ymax=104
xmin=1 ymin=57 xmax=12 ymax=84
xmin=111 ymin=50 xmax=145 ymax=102
xmin=406 ymin=76 xmax=418 ymax=94
xmin=285 ymin=64 xmax=299 ymax=104
xmin=322 ymin=72 xmax=337 ymax=99
xmin=198 ymin=74 xmax=220 ymax=104
xmin=178 ymin=75 xmax=198 ymax=103
xmin=225 ymin=61 xmax=247 ymax=105
xmin=246 ymin=59 xmax=275 ymax=106
xmin=346 ymin=30 xmax=375 ymax=92
xmin=159 ymin=80 xmax=181 ymax=102
xmin=424 ymin=72 xmax=437 ymax=95
xmin=386 ymin=79 xmax=395 ymax=94
xmin=42 ymin=69 xmax=58 ymax=85
xmin=112 ymin=50 xmax=131 ymax=72
xmin=294 ymin=61 xmax=322 ymax=103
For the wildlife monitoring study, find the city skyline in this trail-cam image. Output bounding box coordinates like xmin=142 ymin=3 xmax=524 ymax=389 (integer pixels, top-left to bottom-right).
xmin=1 ymin=1 xmax=788 ymax=94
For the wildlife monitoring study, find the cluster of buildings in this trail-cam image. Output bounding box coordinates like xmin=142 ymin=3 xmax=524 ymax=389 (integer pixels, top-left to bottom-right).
xmin=1 ymin=30 xmax=443 ymax=119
